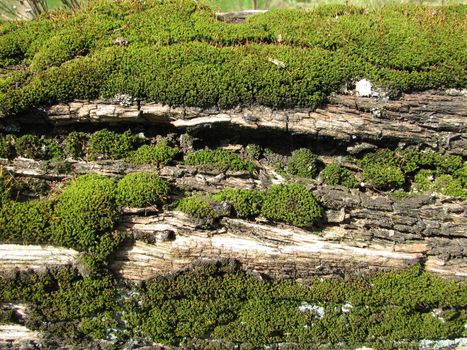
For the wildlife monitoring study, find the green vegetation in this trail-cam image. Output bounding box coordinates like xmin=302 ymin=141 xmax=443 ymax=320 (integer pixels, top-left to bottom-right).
xmin=432 ymin=174 xmax=466 ymax=198
xmin=14 ymin=134 xmax=63 ymax=160
xmin=362 ymin=163 xmax=405 ymax=190
xmin=127 ymin=140 xmax=179 ymax=166
xmin=212 ymin=188 xmax=264 ymax=218
xmin=359 ymin=148 xmax=466 ymax=194
xmin=64 ymin=131 xmax=88 ymax=159
xmin=261 ymin=183 xmax=322 ymax=227
xmin=184 ymin=149 xmax=255 ymax=172
xmin=116 ymin=172 xmax=170 ymax=207
xmin=0 ymin=134 xmax=15 ymax=158
xmin=0 ymin=198 xmax=53 ymax=243
xmin=181 ymin=184 xmax=322 ymax=227
xmin=125 ymin=263 xmax=466 ymax=347
xmin=0 ymin=263 xmax=465 ymax=347
xmin=287 ymin=148 xmax=320 ymax=178
xmin=0 ymin=1 xmax=465 ymax=115
xmin=51 ymin=174 xmax=119 ymax=251
xmin=178 ymin=194 xmax=223 ymax=223
xmin=87 ymin=129 xmax=139 ymax=161
xmin=320 ymin=163 xmax=358 ymax=188
xmin=0 ymin=267 xmax=121 ymax=344
xmin=0 ymin=167 xmax=14 ymax=200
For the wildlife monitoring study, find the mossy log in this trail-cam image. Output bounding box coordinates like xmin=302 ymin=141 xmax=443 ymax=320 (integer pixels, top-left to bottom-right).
xmin=11 ymin=91 xmax=465 ymax=155
xmin=1 ymin=156 xmax=465 ymax=280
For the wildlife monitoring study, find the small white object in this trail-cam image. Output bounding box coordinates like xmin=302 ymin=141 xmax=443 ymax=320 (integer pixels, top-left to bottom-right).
xmin=268 ymin=57 xmax=286 ymax=68
xmin=341 ymin=303 xmax=353 ymax=313
xmin=298 ymin=302 xmax=325 ymax=319
xmin=356 ymin=79 xmax=373 ymax=97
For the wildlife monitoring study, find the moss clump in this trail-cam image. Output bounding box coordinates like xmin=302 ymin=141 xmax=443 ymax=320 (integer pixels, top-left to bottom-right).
xmin=51 ymin=174 xmax=119 ymax=251
xmin=178 ymin=194 xmax=223 ymax=227
xmin=125 ymin=263 xmax=465 ymax=347
xmin=212 ymin=188 xmax=264 ymax=219
xmin=0 ymin=267 xmax=121 ymax=344
xmin=358 ymin=148 xmax=465 ymax=193
xmin=287 ymin=148 xmax=319 ymax=178
xmin=15 ymin=135 xmax=63 ymax=160
xmin=261 ymin=184 xmax=322 ymax=227
xmin=320 ymin=163 xmax=358 ymax=188
xmin=87 ymin=129 xmax=138 ymax=161
xmin=414 ymin=170 xmax=465 ymax=198
xmin=184 ymin=149 xmax=255 ymax=173
xmin=432 ymin=175 xmax=466 ymax=198
xmin=362 ymin=163 xmax=405 ymax=191
xmin=0 ymin=134 xmax=15 ymax=159
xmin=127 ymin=140 xmax=179 ymax=166
xmin=398 ymin=149 xmax=463 ymax=175
xmin=243 ymin=144 xmax=262 ymax=161
xmin=0 ymin=168 xmax=15 ymax=201
xmin=64 ymin=131 xmax=88 ymax=159
xmin=0 ymin=199 xmax=53 ymax=244
xmin=414 ymin=169 xmax=434 ymax=193
xmin=1 ymin=2 xmax=464 ymax=115
xmin=116 ymin=172 xmax=170 ymax=208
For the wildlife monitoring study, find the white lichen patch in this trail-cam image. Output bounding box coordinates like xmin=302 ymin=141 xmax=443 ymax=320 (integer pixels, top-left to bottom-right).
xmin=341 ymin=302 xmax=353 ymax=313
xmin=420 ymin=338 xmax=467 ymax=350
xmin=355 ymin=79 xmax=373 ymax=97
xmin=431 ymin=308 xmax=446 ymax=323
xmin=298 ymin=302 xmax=325 ymax=319
xmin=0 ymin=324 xmax=40 ymax=341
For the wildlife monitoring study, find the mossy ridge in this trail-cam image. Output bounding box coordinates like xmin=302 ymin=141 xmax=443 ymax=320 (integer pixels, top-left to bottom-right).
xmin=125 ymin=264 xmax=466 ymax=347
xmin=0 ymin=266 xmax=123 ymax=344
xmin=180 ymin=184 xmax=322 ymax=228
xmin=126 ymin=139 xmax=179 ymax=166
xmin=357 ymin=148 xmax=466 ymax=196
xmin=184 ymin=148 xmax=256 ymax=173
xmin=1 ymin=131 xmax=465 ymax=196
xmin=116 ymin=172 xmax=170 ymax=208
xmin=1 ymin=263 xmax=464 ymax=347
xmin=0 ymin=1 xmax=465 ymax=114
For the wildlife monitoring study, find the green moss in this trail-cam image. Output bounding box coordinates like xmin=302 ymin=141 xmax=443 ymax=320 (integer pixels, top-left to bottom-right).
xmin=184 ymin=149 xmax=255 ymax=173
xmin=243 ymin=144 xmax=262 ymax=161
xmin=0 ymin=2 xmax=464 ymax=114
xmin=124 ymin=263 xmax=466 ymax=347
xmin=414 ymin=169 xmax=434 ymax=193
xmin=116 ymin=172 xmax=170 ymax=208
xmin=287 ymin=148 xmax=320 ymax=178
xmin=14 ymin=135 xmax=42 ymax=159
xmin=397 ymin=149 xmax=463 ymax=175
xmin=127 ymin=140 xmax=179 ymax=166
xmin=212 ymin=188 xmax=264 ymax=219
xmin=453 ymin=163 xmax=467 ymax=187
xmin=0 ymin=267 xmax=121 ymax=343
xmin=0 ymin=199 xmax=53 ymax=244
xmin=320 ymin=163 xmax=358 ymax=188
xmin=0 ymin=134 xmax=15 ymax=159
xmin=362 ymin=163 xmax=405 ymax=191
xmin=178 ymin=194 xmax=222 ymax=227
xmin=261 ymin=184 xmax=322 ymax=227
xmin=414 ymin=170 xmax=465 ymax=198
xmin=87 ymin=129 xmax=138 ymax=161
xmin=15 ymin=135 xmax=63 ymax=160
xmin=64 ymin=131 xmax=88 ymax=159
xmin=432 ymin=175 xmax=466 ymax=198
xmin=51 ymin=174 xmax=119 ymax=251
xmin=0 ymin=168 xmax=15 ymax=201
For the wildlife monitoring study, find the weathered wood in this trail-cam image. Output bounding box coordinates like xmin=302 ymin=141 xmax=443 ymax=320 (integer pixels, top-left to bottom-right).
xmin=10 ymin=91 xmax=465 ymax=155
xmin=113 ymin=212 xmax=467 ymax=281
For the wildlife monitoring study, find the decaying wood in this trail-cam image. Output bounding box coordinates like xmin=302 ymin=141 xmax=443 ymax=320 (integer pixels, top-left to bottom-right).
xmin=8 ymin=91 xmax=465 ymax=155
xmin=113 ymin=212 xmax=466 ymax=281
